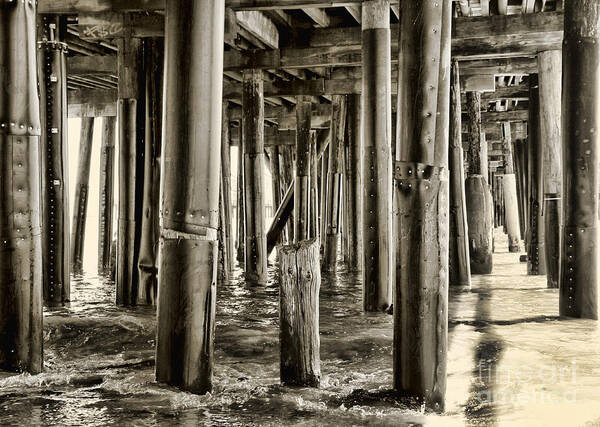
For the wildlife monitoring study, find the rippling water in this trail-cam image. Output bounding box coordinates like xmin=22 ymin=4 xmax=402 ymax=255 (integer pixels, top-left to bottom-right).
xmin=1 ymin=230 xmax=600 ymax=426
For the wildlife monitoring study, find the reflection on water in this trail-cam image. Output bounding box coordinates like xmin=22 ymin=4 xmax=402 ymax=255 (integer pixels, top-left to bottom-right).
xmin=1 ymin=230 xmax=600 ymax=426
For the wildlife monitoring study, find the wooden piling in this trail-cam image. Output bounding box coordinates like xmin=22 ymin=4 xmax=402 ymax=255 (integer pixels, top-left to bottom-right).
xmin=538 ymin=50 xmax=562 ymax=289
xmin=465 ymin=92 xmax=493 ymax=274
xmin=222 ymin=103 xmax=234 ymax=273
xmin=266 ymin=130 xmax=330 ymax=256
xmin=501 ymin=122 xmax=521 ymax=253
xmin=37 ymin=20 xmax=70 ymax=304
xmin=236 ymin=151 xmax=245 ymax=263
xmin=137 ymin=38 xmax=163 ymax=305
xmin=395 ymin=0 xmax=451 ymax=410
xmin=71 ymin=117 xmax=95 ymax=273
xmin=345 ymin=94 xmax=363 ymax=272
xmin=294 ymin=96 xmax=312 ymax=242
xmin=362 ymin=0 xmax=393 ymax=312
xmin=559 ymin=1 xmax=600 ymax=319
xmin=323 ymin=95 xmax=347 ymax=272
xmin=116 ymin=37 xmax=144 ymax=306
xmin=98 ymin=117 xmax=116 ymax=275
xmin=310 ymin=133 xmax=319 ymax=240
xmin=527 ymin=74 xmax=547 ymax=276
xmin=0 ymin=0 xmax=44 ymax=373
xmin=449 ymin=62 xmax=471 ymax=287
xmin=278 ymin=239 xmax=321 ymax=387
xmin=155 ymin=0 xmax=224 ymax=393
xmin=513 ymin=138 xmax=528 ymax=239
xmin=242 ymin=69 xmax=267 ymax=283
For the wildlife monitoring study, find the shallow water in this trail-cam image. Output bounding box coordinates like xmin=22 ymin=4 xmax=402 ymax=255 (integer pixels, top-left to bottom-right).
xmin=1 ymin=229 xmax=600 ymax=426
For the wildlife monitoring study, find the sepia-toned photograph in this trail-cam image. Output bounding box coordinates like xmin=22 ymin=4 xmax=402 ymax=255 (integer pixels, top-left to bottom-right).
xmin=0 ymin=0 xmax=598 ymax=425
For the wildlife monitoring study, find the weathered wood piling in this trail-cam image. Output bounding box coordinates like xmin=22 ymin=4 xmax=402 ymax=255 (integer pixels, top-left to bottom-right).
xmin=345 ymin=94 xmax=363 ymax=272
xmin=155 ymin=0 xmax=224 ymax=393
xmin=449 ymin=61 xmax=471 ymax=288
xmin=501 ymin=122 xmax=521 ymax=253
xmin=38 ymin=18 xmax=71 ymax=304
xmin=222 ymin=103 xmax=234 ymax=273
xmin=71 ymin=117 xmax=95 ymax=273
xmin=278 ymin=239 xmax=321 ymax=387
xmin=527 ymin=74 xmax=547 ymax=276
xmin=362 ymin=0 xmax=393 ymax=312
xmin=116 ymin=37 xmax=144 ymax=305
xmin=294 ymin=96 xmax=312 ymax=242
xmin=323 ymin=95 xmax=346 ymax=271
xmin=559 ymin=0 xmax=600 ymax=319
xmin=98 ymin=117 xmax=116 ymax=276
xmin=137 ymin=38 xmax=163 ymax=305
xmin=242 ymin=69 xmax=267 ymax=283
xmin=538 ymin=50 xmax=562 ymax=289
xmin=0 ymin=0 xmax=43 ymax=374
xmin=465 ymin=92 xmax=493 ymax=274
xmin=395 ymin=0 xmax=451 ymax=410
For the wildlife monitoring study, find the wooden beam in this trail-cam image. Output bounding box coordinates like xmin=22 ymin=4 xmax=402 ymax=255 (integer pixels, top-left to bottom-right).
xmin=75 ymin=12 xmax=164 ymax=39
xmin=346 ymin=5 xmax=361 ymax=24
xmin=39 ymin=0 xmax=400 ymax=13
xmin=459 ymin=57 xmax=537 ymax=76
xmin=236 ymin=11 xmax=279 ymax=48
xmin=67 ymin=55 xmax=117 ymax=75
xmin=452 ymin=12 xmax=563 ymax=59
xmin=303 ymin=8 xmax=330 ymax=27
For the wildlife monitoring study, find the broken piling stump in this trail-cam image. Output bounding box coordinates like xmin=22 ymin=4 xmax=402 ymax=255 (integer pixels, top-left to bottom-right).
xmin=278 ymin=239 xmax=321 ymax=387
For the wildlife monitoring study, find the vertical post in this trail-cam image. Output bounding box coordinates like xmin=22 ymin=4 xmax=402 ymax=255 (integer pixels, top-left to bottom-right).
xmin=242 ymin=69 xmax=267 ymax=283
xmin=362 ymin=0 xmax=393 ymax=312
xmin=236 ymin=150 xmax=245 ymax=263
xmin=156 ymin=0 xmax=224 ymax=393
xmin=345 ymin=94 xmax=363 ymax=272
xmin=560 ymin=1 xmax=599 ymax=319
xmin=501 ymin=122 xmax=521 ymax=253
xmin=267 ymin=145 xmax=283 ymax=244
xmin=116 ymin=36 xmax=144 ymax=305
xmin=98 ymin=116 xmax=116 ymax=275
xmin=465 ymin=92 xmax=493 ymax=274
xmin=320 ymin=149 xmax=329 ymax=252
xmin=395 ymin=0 xmax=451 ymax=410
xmin=538 ymin=50 xmax=562 ymax=289
xmin=527 ymin=74 xmax=547 ymax=275
xmin=222 ymin=103 xmax=234 ymax=273
xmin=449 ymin=62 xmax=471 ymax=287
xmin=278 ymin=239 xmax=321 ymax=387
xmin=0 ymin=0 xmax=43 ymax=373
xmin=71 ymin=117 xmax=95 ymax=273
xmin=38 ymin=18 xmax=70 ymax=304
xmin=513 ymin=137 xmax=528 ymax=239
xmin=294 ymin=96 xmax=312 ymax=242
xmin=323 ymin=95 xmax=347 ymax=271
xmin=137 ymin=38 xmax=163 ymax=305
xmin=310 ymin=132 xmax=319 ymax=240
